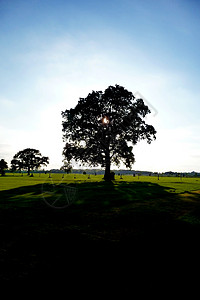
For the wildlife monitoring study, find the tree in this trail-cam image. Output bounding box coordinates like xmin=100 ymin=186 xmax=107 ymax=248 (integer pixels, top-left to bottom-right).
xmin=61 ymin=84 xmax=156 ymax=180
xmin=0 ymin=159 xmax=8 ymax=176
xmin=11 ymin=148 xmax=49 ymax=175
xmin=60 ymin=160 xmax=72 ymax=174
xmin=10 ymin=158 xmax=22 ymax=173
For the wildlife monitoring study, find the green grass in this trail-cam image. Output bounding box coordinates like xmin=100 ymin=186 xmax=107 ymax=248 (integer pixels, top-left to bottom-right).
xmin=117 ymin=174 xmax=200 ymax=193
xmin=1 ymin=173 xmax=200 ymax=193
xmin=0 ymin=173 xmax=200 ymax=281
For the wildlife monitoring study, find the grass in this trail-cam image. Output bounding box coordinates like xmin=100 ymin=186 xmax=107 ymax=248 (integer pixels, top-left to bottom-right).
xmin=0 ymin=173 xmax=200 ymax=281
xmin=1 ymin=172 xmax=200 ymax=193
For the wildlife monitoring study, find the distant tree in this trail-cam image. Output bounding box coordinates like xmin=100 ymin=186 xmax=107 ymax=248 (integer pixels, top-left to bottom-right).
xmin=62 ymin=84 xmax=156 ymax=180
xmin=10 ymin=158 xmax=22 ymax=173
xmin=0 ymin=159 xmax=8 ymax=176
xmin=11 ymin=148 xmax=49 ymax=175
xmin=60 ymin=160 xmax=72 ymax=174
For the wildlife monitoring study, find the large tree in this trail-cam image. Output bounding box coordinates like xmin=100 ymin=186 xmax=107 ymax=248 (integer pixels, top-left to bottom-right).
xmin=61 ymin=84 xmax=156 ymax=180
xmin=0 ymin=159 xmax=8 ymax=176
xmin=11 ymin=148 xmax=49 ymax=175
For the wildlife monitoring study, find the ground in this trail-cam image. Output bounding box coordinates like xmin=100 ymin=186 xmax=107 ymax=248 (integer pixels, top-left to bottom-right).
xmin=0 ymin=173 xmax=200 ymax=282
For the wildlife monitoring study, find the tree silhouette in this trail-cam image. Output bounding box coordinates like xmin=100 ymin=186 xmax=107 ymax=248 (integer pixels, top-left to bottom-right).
xmin=60 ymin=160 xmax=72 ymax=174
xmin=61 ymin=84 xmax=156 ymax=180
xmin=0 ymin=159 xmax=8 ymax=176
xmin=11 ymin=148 xmax=49 ymax=175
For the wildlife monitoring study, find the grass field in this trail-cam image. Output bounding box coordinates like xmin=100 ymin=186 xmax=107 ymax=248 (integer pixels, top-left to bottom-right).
xmin=1 ymin=173 xmax=200 ymax=282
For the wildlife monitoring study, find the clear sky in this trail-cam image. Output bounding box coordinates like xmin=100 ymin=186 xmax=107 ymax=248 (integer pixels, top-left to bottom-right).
xmin=0 ymin=0 xmax=200 ymax=172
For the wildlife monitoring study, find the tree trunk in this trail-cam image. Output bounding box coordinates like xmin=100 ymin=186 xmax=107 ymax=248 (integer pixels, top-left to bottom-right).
xmin=103 ymin=132 xmax=112 ymax=181
xmin=28 ymin=166 xmax=30 ymax=176
xmin=103 ymin=150 xmax=111 ymax=180
xmin=1 ymin=170 xmax=5 ymax=176
xmin=104 ymin=161 xmax=111 ymax=181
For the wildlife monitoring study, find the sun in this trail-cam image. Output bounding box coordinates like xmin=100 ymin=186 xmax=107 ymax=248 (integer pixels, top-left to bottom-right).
xmin=102 ymin=116 xmax=109 ymax=124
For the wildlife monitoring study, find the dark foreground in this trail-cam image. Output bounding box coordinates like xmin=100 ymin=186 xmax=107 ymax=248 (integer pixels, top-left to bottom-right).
xmin=1 ymin=181 xmax=200 ymax=284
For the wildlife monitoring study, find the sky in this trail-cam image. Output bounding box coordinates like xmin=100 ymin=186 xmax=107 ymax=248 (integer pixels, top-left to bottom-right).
xmin=0 ymin=0 xmax=200 ymax=172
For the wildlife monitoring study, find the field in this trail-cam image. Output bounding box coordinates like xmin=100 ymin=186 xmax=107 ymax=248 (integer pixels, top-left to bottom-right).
xmin=1 ymin=173 xmax=200 ymax=282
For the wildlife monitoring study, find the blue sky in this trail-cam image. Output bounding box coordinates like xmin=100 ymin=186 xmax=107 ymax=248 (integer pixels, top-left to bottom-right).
xmin=0 ymin=0 xmax=200 ymax=172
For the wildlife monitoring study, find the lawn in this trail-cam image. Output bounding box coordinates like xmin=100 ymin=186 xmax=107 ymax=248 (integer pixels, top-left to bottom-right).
xmin=1 ymin=172 xmax=200 ymax=193
xmin=0 ymin=173 xmax=200 ymax=281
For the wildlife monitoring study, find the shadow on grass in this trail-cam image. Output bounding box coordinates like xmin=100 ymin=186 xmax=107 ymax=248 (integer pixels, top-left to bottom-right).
xmin=1 ymin=180 xmax=200 ymax=281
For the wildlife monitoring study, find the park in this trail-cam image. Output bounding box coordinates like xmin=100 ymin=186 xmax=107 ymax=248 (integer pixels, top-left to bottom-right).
xmin=1 ymin=0 xmax=200 ymax=290
xmin=1 ymin=85 xmax=200 ymax=284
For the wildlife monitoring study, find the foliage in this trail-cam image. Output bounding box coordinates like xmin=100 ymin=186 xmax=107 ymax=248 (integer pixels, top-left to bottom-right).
xmin=0 ymin=159 xmax=8 ymax=176
xmin=11 ymin=148 xmax=49 ymax=175
xmin=60 ymin=160 xmax=72 ymax=174
xmin=62 ymin=84 xmax=156 ymax=180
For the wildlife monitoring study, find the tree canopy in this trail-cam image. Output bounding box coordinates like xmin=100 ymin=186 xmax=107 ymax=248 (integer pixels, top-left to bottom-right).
xmin=61 ymin=84 xmax=156 ymax=180
xmin=11 ymin=148 xmax=49 ymax=175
